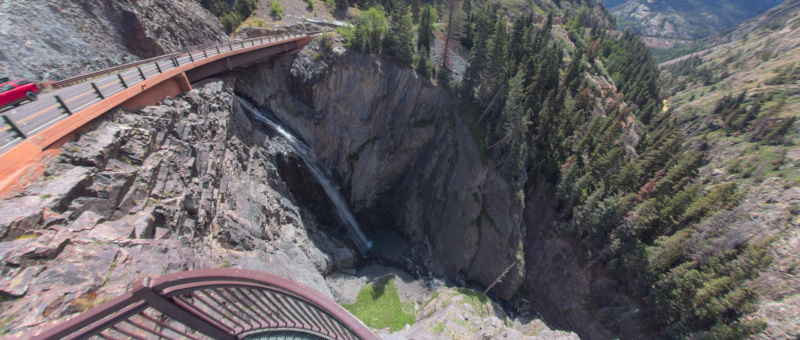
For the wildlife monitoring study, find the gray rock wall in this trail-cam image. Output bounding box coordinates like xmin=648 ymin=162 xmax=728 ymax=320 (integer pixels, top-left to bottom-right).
xmin=0 ymin=78 xmax=354 ymax=336
xmin=0 ymin=0 xmax=224 ymax=81
xmin=234 ymin=43 xmax=526 ymax=299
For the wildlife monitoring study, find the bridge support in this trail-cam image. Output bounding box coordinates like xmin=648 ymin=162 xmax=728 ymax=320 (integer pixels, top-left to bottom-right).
xmin=0 ymin=135 xmax=73 ymax=197
xmin=120 ymin=72 xmax=192 ymax=109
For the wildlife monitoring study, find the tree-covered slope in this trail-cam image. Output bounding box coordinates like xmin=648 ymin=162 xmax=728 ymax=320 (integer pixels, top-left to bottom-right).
xmin=325 ymin=0 xmax=798 ymax=336
xmin=658 ymin=3 xmax=800 ymax=337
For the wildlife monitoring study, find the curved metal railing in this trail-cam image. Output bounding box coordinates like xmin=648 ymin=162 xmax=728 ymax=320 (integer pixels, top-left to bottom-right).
xmin=32 ymin=268 xmax=378 ymax=340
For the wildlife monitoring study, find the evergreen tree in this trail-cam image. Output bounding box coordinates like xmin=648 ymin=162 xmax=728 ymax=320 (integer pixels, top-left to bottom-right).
xmin=411 ymin=0 xmax=421 ymax=23
xmin=417 ymin=5 xmax=436 ymax=51
xmin=234 ymin=0 xmax=257 ymax=19
xmin=563 ymin=49 xmax=585 ymax=92
xmin=491 ymin=70 xmax=530 ymax=188
xmin=461 ymin=8 xmax=491 ymax=99
xmin=416 ymin=46 xmax=432 ymax=78
xmin=484 ymin=16 xmax=508 ymax=100
xmin=385 ymin=0 xmax=415 ymax=65
xmin=509 ymin=15 xmax=527 ymax=64
xmin=460 ymin=0 xmax=474 ymax=49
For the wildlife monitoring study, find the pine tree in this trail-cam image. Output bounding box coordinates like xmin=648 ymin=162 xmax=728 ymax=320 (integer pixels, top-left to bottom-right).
xmin=460 ymin=0 xmax=474 ymax=49
xmin=563 ymin=49 xmax=585 ymax=92
xmin=484 ymin=16 xmax=508 ymax=101
xmin=385 ymin=0 xmax=415 ymax=65
xmin=417 ymin=5 xmax=436 ymax=51
xmin=509 ymin=16 xmax=526 ymax=64
xmin=491 ymin=70 xmax=530 ymax=188
xmin=461 ymin=9 xmax=491 ymax=99
xmin=411 ymin=0 xmax=421 ymax=23
xmin=417 ymin=46 xmax=432 ymax=78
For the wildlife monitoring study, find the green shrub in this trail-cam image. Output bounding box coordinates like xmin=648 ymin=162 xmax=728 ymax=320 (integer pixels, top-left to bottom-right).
xmin=220 ymin=12 xmax=242 ymax=34
xmin=320 ymin=33 xmax=334 ymax=51
xmin=270 ymin=0 xmax=285 ymax=19
xmin=345 ymin=7 xmax=387 ymax=53
xmin=199 ymin=0 xmax=258 ymax=34
xmin=307 ymin=0 xmax=314 ymax=10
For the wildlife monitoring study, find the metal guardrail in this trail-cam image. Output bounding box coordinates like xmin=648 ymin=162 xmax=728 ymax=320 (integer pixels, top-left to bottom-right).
xmin=52 ymin=32 xmax=322 ymax=89
xmin=0 ymin=31 xmax=329 ymax=153
xmin=51 ymin=52 xmax=181 ymax=89
xmin=32 ymin=268 xmax=378 ymax=340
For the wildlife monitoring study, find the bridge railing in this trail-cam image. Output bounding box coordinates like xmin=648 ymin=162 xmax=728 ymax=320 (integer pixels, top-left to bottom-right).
xmin=52 ymin=31 xmax=323 ymax=89
xmin=31 ymin=268 xmax=378 ymax=340
xmin=0 ymin=31 xmax=327 ymax=153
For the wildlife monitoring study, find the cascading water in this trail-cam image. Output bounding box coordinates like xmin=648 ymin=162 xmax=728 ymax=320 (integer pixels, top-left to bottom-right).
xmin=236 ymin=96 xmax=373 ymax=256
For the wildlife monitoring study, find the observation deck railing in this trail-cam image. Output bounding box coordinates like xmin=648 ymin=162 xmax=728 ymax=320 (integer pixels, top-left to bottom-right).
xmin=32 ymin=268 xmax=378 ymax=340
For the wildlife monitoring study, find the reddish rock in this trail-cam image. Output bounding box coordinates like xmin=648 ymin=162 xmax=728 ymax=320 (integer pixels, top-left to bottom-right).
xmin=0 ymin=196 xmax=45 ymax=240
xmin=1 ymin=266 xmax=42 ymax=297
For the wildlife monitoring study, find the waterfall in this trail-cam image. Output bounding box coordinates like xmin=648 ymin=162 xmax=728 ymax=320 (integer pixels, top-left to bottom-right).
xmin=236 ymin=96 xmax=372 ymax=256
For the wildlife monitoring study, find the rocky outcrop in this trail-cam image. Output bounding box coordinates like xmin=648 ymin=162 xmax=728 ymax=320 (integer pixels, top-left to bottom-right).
xmin=0 ymin=0 xmax=225 ymax=81
xmin=0 ymin=78 xmax=355 ymax=336
xmin=384 ymin=286 xmax=579 ymax=339
xmin=234 ymin=40 xmax=526 ymax=300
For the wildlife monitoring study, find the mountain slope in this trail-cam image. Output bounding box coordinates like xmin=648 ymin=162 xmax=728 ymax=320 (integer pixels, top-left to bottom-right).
xmin=608 ymin=0 xmax=785 ymax=41
xmin=659 ymin=1 xmax=800 ymax=337
xmin=0 ymin=0 xmax=224 ymax=81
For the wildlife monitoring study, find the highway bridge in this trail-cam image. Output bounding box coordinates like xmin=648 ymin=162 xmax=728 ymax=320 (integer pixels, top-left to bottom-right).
xmin=0 ymin=32 xmax=315 ymax=190
xmin=32 ymin=268 xmax=379 ymax=340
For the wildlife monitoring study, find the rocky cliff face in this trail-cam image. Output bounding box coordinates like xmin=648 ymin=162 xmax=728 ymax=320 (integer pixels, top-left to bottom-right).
xmin=0 ymin=0 xmax=224 ymax=81
xmin=0 ymin=78 xmax=357 ymax=336
xmin=234 ymin=42 xmax=526 ymax=300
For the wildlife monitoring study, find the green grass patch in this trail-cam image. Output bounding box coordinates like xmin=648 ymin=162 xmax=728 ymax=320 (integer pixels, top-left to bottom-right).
xmin=433 ymin=321 xmax=445 ymax=334
xmin=342 ymin=277 xmax=416 ymax=331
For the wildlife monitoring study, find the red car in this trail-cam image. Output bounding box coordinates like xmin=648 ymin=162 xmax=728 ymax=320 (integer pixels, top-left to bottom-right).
xmin=0 ymin=78 xmax=41 ymax=109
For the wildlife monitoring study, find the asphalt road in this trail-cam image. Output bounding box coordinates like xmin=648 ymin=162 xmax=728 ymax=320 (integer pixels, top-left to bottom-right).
xmin=0 ymin=35 xmax=297 ymax=154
